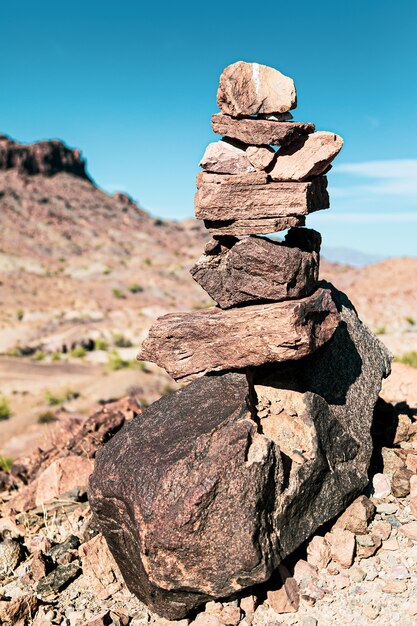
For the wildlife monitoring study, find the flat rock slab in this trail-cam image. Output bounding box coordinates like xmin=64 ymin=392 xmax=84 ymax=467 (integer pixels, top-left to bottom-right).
xmin=269 ymin=131 xmax=344 ymax=181
xmin=212 ymin=113 xmax=314 ymax=146
xmin=217 ymin=61 xmax=296 ymax=116
xmin=195 ymin=172 xmax=329 ymax=223
xmin=138 ymin=287 xmax=340 ymax=381
xmin=204 ymin=215 xmax=305 ymax=236
xmin=190 ymin=228 xmax=321 ymax=308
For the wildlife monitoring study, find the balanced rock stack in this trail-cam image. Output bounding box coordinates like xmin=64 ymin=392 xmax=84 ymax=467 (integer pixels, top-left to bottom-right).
xmin=89 ymin=62 xmax=391 ymax=620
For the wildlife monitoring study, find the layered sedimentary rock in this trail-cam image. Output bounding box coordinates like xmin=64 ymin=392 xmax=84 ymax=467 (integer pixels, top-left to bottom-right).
xmin=190 ymin=228 xmax=321 ymax=308
xmin=138 ymin=288 xmax=339 ymax=380
xmin=269 ymin=132 xmax=344 ymax=181
xmin=199 ymin=140 xmax=256 ymax=174
xmin=211 ymin=114 xmax=314 ymax=146
xmin=195 ymin=172 xmax=329 ymax=228
xmin=204 ymin=215 xmax=306 ymax=236
xmin=90 ymin=291 xmax=390 ymax=620
xmin=217 ymin=61 xmax=296 ymax=116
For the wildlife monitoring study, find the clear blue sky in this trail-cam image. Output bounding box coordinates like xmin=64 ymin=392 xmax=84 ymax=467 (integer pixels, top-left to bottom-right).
xmin=1 ymin=1 xmax=416 ymax=257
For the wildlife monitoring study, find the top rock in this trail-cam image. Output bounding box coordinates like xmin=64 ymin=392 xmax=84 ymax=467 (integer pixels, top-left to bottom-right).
xmin=217 ymin=61 xmax=296 ymax=117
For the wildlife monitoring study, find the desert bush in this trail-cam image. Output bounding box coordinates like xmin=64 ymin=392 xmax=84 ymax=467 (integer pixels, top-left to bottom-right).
xmin=113 ymin=333 xmax=132 ymax=348
xmin=405 ymin=316 xmax=416 ymax=326
xmin=16 ymin=309 xmax=24 ymax=321
xmin=0 ymin=396 xmax=11 ymax=421
xmin=94 ymin=338 xmax=108 ymax=351
xmin=103 ymin=267 xmax=112 ymax=275
xmin=112 ymin=288 xmax=126 ymax=299
xmin=143 ymin=258 xmax=152 ymax=266
xmin=395 ymin=351 xmax=417 ymax=368
xmin=33 ymin=351 xmax=46 ymax=361
xmin=0 ymin=456 xmax=13 ymax=472
xmin=69 ymin=346 xmax=87 ymax=358
xmin=38 ymin=411 xmax=57 ymax=424
xmin=375 ymin=326 xmax=387 ymax=336
xmin=106 ymin=351 xmax=143 ymax=372
xmin=128 ymin=283 xmax=144 ymax=294
xmin=51 ymin=352 xmax=61 ymax=361
xmin=45 ymin=389 xmax=79 ymax=406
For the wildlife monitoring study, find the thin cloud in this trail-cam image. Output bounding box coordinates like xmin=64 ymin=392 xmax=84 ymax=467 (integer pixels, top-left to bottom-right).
xmin=334 ymin=159 xmax=417 ymax=179
xmin=331 ymin=159 xmax=417 ymax=200
xmin=312 ymin=212 xmax=417 ymax=224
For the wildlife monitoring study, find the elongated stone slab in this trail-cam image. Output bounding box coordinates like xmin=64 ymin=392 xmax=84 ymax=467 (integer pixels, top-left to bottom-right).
xmin=269 ymin=131 xmax=344 ymax=181
xmin=138 ymin=288 xmax=340 ymax=381
xmin=204 ymin=215 xmax=305 ymax=236
xmin=190 ymin=228 xmax=321 ymax=309
xmin=212 ymin=114 xmax=314 ymax=146
xmin=195 ymin=172 xmax=329 ymax=221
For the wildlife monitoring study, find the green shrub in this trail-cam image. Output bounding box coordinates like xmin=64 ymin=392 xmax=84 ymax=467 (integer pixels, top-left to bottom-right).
xmin=45 ymin=389 xmax=79 ymax=406
xmin=94 ymin=338 xmax=108 ymax=351
xmin=113 ymin=333 xmax=132 ymax=348
xmin=69 ymin=346 xmax=87 ymax=358
xmin=33 ymin=351 xmax=46 ymax=361
xmin=16 ymin=309 xmax=24 ymax=321
xmin=375 ymin=326 xmax=387 ymax=336
xmin=103 ymin=267 xmax=112 ymax=275
xmin=395 ymin=351 xmax=417 ymax=368
xmin=0 ymin=456 xmax=13 ymax=472
xmin=128 ymin=283 xmax=144 ymax=294
xmin=38 ymin=411 xmax=57 ymax=424
xmin=112 ymin=288 xmax=126 ymax=299
xmin=51 ymin=352 xmax=61 ymax=361
xmin=0 ymin=396 xmax=11 ymax=421
xmin=106 ymin=352 xmax=142 ymax=372
xmin=143 ymin=258 xmax=152 ymax=266
xmin=405 ymin=316 xmax=416 ymax=326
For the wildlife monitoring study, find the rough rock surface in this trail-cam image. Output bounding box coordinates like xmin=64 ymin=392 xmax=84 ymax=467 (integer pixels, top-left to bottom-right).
xmin=269 ymin=131 xmax=344 ymax=181
xmin=217 ymin=61 xmax=296 ymax=116
xmin=138 ymin=287 xmax=340 ymax=380
xmin=194 ymin=172 xmax=329 ymax=222
xmin=250 ymin=284 xmax=391 ymax=557
xmin=0 ymin=134 xmax=90 ymax=179
xmin=199 ymin=140 xmax=255 ymax=174
xmin=89 ymin=373 xmax=282 ymax=619
xmin=246 ymin=145 xmax=276 ymax=170
xmin=204 ymin=215 xmax=306 ymax=236
xmin=211 ymin=114 xmax=314 ymax=146
xmin=190 ymin=228 xmax=321 ymax=308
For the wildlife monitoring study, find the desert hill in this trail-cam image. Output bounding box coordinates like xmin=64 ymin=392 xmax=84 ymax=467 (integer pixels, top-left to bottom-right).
xmin=0 ymin=133 xmax=416 ymax=458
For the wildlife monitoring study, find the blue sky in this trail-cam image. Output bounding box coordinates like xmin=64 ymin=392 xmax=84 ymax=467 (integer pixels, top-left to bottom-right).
xmin=1 ymin=1 xmax=416 ymax=257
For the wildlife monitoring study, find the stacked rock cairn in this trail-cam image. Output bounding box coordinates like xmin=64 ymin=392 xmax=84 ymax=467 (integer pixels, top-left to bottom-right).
xmin=89 ymin=62 xmax=391 ymax=620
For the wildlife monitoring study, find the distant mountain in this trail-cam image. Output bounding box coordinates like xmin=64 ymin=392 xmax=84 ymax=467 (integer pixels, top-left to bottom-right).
xmin=321 ymin=245 xmax=384 ymax=267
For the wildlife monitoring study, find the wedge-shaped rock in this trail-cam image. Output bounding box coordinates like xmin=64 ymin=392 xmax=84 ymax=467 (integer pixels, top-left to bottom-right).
xmin=190 ymin=228 xmax=321 ymax=309
xmin=269 ymin=132 xmax=344 ymax=181
xmin=217 ymin=61 xmax=296 ymax=116
xmin=204 ymin=215 xmax=305 ymax=236
xmin=212 ymin=114 xmax=314 ymax=146
xmin=199 ymin=140 xmax=255 ymax=174
xmin=90 ymin=289 xmax=390 ymax=619
xmin=195 ymin=172 xmax=329 ymax=223
xmin=138 ymin=288 xmax=340 ymax=380
xmin=246 ymin=145 xmax=276 ymax=170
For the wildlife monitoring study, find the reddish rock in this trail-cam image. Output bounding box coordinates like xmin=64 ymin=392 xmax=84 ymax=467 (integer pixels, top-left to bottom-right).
xmin=267 ymin=567 xmax=300 ymax=614
xmin=400 ymin=522 xmax=417 ymax=540
xmin=246 ymin=145 xmax=276 ymax=170
xmin=194 ymin=172 xmax=329 ymax=223
xmin=240 ymin=595 xmax=257 ymax=616
xmin=333 ymin=496 xmax=376 ymax=534
xmin=269 ymin=132 xmax=344 ymax=181
xmin=35 ymin=456 xmax=94 ymax=506
xmin=84 ymin=612 xmax=112 ymax=626
xmin=139 ymin=288 xmax=340 ymax=380
xmin=190 ymin=228 xmax=321 ymax=309
xmin=293 ymin=559 xmax=318 ymax=582
xmin=371 ymin=520 xmax=391 ymax=541
xmin=211 ymin=114 xmax=314 ymax=146
xmin=79 ymin=533 xmax=124 ymax=600
xmin=0 ymin=133 xmax=90 ymax=179
xmin=393 ymin=413 xmax=411 ymax=444
xmin=29 ymin=550 xmax=48 ymax=582
xmin=410 ymin=474 xmax=417 ymax=517
xmin=204 ymin=215 xmax=305 ymax=236
xmin=326 ymin=528 xmax=355 ymax=569
xmin=200 ymin=140 xmax=255 ymax=175
xmin=356 ymin=535 xmax=382 ymax=559
xmin=391 ymin=466 xmax=414 ymax=497
xmin=406 ymin=453 xmax=417 ymax=473
xmin=217 ymin=62 xmax=296 ymax=116
xmin=0 ymin=594 xmax=38 ymax=626
xmin=306 ymin=536 xmax=331 ymax=569
xmin=382 ymin=580 xmax=407 ymax=594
